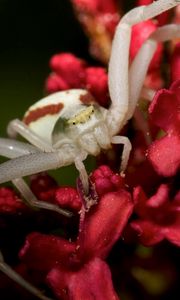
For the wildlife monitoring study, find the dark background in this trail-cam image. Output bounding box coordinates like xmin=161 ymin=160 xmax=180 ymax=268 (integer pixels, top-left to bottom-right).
xmin=0 ymin=0 xmax=90 ymax=134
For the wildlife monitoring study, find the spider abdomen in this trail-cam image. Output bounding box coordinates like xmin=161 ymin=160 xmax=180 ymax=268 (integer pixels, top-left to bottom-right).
xmin=23 ymin=89 xmax=96 ymax=145
xmin=23 ymin=89 xmax=108 ymax=154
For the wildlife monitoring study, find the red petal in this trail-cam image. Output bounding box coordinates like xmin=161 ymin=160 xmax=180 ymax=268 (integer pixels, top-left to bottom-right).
xmin=45 ymin=73 xmax=70 ymax=93
xmin=0 ymin=187 xmax=25 ymax=214
xmin=78 ymin=190 xmax=133 ymax=259
xmin=55 ymin=187 xmax=82 ymax=212
xmin=148 ymin=134 xmax=180 ymax=177
xmin=49 ymin=53 xmax=86 ymax=87
xmin=47 ymin=257 xmax=119 ymax=300
xmin=130 ymin=220 xmax=164 ymax=246
xmin=30 ymin=173 xmax=58 ymax=203
xmin=71 ymin=0 xmax=119 ymax=15
xmin=85 ymin=67 xmax=109 ymax=107
xmin=19 ymin=232 xmax=76 ymax=272
xmin=149 ymin=81 xmax=180 ymax=133
xmin=30 ymin=173 xmax=57 ymax=196
xmin=147 ymin=184 xmax=169 ymax=208
xmin=90 ymin=165 xmax=125 ymax=197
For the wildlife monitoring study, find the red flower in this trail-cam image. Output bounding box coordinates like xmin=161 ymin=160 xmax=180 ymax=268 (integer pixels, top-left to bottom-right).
xmin=19 ymin=166 xmax=133 ymax=299
xmin=90 ymin=165 xmax=125 ymax=196
xmin=0 ymin=187 xmax=25 ymax=214
xmin=46 ymin=53 xmax=109 ymax=107
xmin=71 ymin=0 xmax=119 ymax=34
xmin=171 ymin=43 xmax=180 ymax=82
xmin=70 ymin=0 xmax=120 ymax=63
xmin=147 ymin=80 xmax=180 ymax=177
xmin=129 ymin=184 xmax=180 ymax=247
xmin=47 ymin=258 xmax=119 ymax=300
xmin=30 ymin=172 xmax=58 ymax=203
xmin=55 ymin=187 xmax=82 ymax=212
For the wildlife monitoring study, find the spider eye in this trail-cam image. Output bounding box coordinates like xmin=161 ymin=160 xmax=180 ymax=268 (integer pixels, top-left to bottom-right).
xmin=67 ymin=105 xmax=95 ymax=125
xmin=52 ymin=103 xmax=106 ymax=147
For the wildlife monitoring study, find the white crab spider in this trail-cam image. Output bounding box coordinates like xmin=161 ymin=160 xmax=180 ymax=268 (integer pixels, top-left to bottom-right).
xmin=0 ymin=0 xmax=179 ymax=213
xmin=0 ymin=1 xmax=180 ymax=299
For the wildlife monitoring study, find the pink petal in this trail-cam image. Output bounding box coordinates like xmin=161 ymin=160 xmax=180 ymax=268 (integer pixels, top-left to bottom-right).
xmin=90 ymin=165 xmax=125 ymax=197
xmin=130 ymin=220 xmax=164 ymax=246
xmin=49 ymin=53 xmax=86 ymax=87
xmin=149 ymin=81 xmax=180 ymax=133
xmin=47 ymin=257 xmax=119 ymax=300
xmin=148 ymin=134 xmax=180 ymax=177
xmin=45 ymin=73 xmax=70 ymax=93
xmin=85 ymin=67 xmax=109 ymax=107
xmin=0 ymin=187 xmax=26 ymax=214
xmin=147 ymin=184 xmax=169 ymax=208
xmin=55 ymin=187 xmax=82 ymax=212
xmin=78 ymin=190 xmax=133 ymax=259
xmin=30 ymin=172 xmax=58 ymax=203
xmin=19 ymin=232 xmax=76 ymax=272
xmin=71 ymin=0 xmax=119 ymax=16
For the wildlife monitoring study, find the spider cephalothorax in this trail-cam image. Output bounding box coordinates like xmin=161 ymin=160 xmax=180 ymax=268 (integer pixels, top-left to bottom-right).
xmin=23 ymin=89 xmax=110 ymax=155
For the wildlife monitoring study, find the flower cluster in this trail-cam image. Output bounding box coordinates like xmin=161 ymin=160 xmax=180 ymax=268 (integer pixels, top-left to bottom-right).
xmin=0 ymin=0 xmax=180 ymax=300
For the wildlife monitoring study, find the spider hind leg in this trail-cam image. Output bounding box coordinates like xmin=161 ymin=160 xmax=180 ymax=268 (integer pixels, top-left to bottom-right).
xmin=0 ymin=251 xmax=53 ymax=300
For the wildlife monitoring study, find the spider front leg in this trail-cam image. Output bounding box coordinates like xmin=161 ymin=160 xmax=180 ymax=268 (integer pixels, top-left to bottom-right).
xmin=0 ymin=140 xmax=73 ymax=217
xmin=111 ymin=136 xmax=132 ymax=174
xmin=107 ymin=0 xmax=180 ymax=171
xmin=108 ymin=0 xmax=180 ymax=136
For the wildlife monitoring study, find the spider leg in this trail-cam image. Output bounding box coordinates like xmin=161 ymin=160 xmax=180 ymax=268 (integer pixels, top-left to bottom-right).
xmin=12 ymin=178 xmax=73 ymax=217
xmin=0 ymin=146 xmax=73 ymax=217
xmin=0 ymin=148 xmax=75 ymax=184
xmin=74 ymin=151 xmax=89 ymax=195
xmin=7 ymin=119 xmax=53 ymax=152
xmin=111 ymin=136 xmax=132 ymax=173
xmin=0 ymin=250 xmax=53 ymax=300
xmin=0 ymin=137 xmax=38 ymax=158
xmin=141 ymin=87 xmax=156 ymax=102
xmin=127 ymin=24 xmax=180 ymax=121
xmin=108 ymin=0 xmax=180 ymax=135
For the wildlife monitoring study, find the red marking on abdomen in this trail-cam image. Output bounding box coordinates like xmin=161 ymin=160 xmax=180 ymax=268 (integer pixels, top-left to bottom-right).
xmin=23 ymin=103 xmax=64 ymax=125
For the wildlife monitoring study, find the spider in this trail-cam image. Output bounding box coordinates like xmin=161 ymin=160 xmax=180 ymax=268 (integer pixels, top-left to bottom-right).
xmin=0 ymin=0 xmax=180 ymax=216
xmin=0 ymin=1 xmax=180 ymax=299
